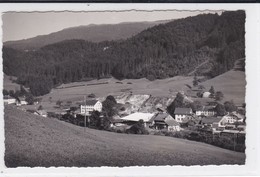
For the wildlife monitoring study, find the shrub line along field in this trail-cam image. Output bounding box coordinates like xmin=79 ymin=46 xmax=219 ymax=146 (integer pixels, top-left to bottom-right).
xmin=4 ymin=106 xmax=245 ymax=167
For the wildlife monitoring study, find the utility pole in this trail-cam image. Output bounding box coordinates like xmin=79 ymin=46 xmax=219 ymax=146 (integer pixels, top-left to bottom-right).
xmin=84 ymin=95 xmax=86 ymax=132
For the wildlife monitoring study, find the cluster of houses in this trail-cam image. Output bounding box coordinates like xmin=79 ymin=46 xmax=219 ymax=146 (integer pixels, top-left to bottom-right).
xmin=4 ymin=94 xmax=246 ymax=134
xmin=111 ymin=105 xmax=246 ymax=134
xmin=4 ymin=95 xmax=28 ymax=106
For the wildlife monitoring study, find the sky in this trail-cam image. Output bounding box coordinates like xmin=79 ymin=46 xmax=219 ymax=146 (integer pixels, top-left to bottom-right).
xmin=2 ymin=10 xmax=222 ymax=42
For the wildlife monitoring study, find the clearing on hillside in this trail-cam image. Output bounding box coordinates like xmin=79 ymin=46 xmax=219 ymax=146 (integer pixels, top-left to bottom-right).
xmin=201 ymin=70 xmax=246 ymax=105
xmin=5 ymin=106 xmax=245 ymax=167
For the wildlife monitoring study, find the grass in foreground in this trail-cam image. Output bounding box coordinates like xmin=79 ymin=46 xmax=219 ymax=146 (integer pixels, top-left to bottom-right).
xmin=5 ymin=106 xmax=245 ymax=167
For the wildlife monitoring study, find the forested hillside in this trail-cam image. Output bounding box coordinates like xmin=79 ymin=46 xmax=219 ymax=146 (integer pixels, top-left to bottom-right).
xmin=4 ymin=21 xmax=166 ymax=51
xmin=3 ymin=11 xmax=245 ymax=96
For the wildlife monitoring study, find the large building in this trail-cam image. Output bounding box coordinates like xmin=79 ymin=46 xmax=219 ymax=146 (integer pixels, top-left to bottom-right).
xmin=4 ymin=95 xmax=16 ymax=105
xmin=174 ymin=108 xmax=193 ymax=123
xmin=196 ymin=106 xmax=216 ymax=117
xmin=80 ymin=100 xmax=102 ymax=115
xmin=148 ymin=112 xmax=180 ymax=131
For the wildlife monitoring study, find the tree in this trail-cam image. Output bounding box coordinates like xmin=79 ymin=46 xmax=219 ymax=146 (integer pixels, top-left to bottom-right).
xmin=215 ymin=103 xmax=226 ymax=116
xmin=190 ymin=101 xmax=203 ymax=112
xmin=20 ymin=85 xmax=27 ymax=96
xmin=215 ymin=91 xmax=224 ymax=101
xmin=167 ymin=92 xmax=185 ymax=116
xmin=193 ymin=76 xmax=199 ymax=87
xmin=38 ymin=105 xmax=43 ymax=110
xmin=8 ymin=90 xmax=15 ymax=97
xmin=209 ymin=86 xmax=215 ymax=95
xmin=209 ymin=86 xmax=215 ymax=98
xmin=127 ymin=119 xmax=147 ymax=134
xmin=224 ymin=100 xmax=237 ymax=112
xmin=56 ymin=100 xmax=62 ymax=107
xmin=3 ymin=89 xmax=9 ymax=96
xmin=88 ymin=93 xmax=96 ymax=98
xmin=198 ymin=85 xmax=205 ymax=90
xmin=106 ymin=95 xmax=117 ymax=105
xmin=102 ymin=95 xmax=117 ymax=118
xmin=196 ymin=91 xmax=203 ymax=98
xmin=89 ymin=111 xmax=101 ymax=128
xmin=25 ymin=93 xmax=34 ymax=105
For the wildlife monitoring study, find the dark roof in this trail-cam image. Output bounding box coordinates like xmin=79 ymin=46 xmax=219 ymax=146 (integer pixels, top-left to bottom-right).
xmin=174 ymin=108 xmax=192 ymax=115
xmin=111 ymin=119 xmax=125 ymax=123
xmin=197 ymin=106 xmax=215 ymax=112
xmin=18 ymin=97 xmax=26 ymax=101
xmin=4 ymin=95 xmax=15 ymax=99
xmin=154 ymin=113 xmax=168 ymax=121
xmin=148 ymin=112 xmax=173 ymax=123
xmin=165 ymin=119 xmax=180 ymax=126
xmin=201 ymin=117 xmax=222 ymax=125
xmin=82 ymin=100 xmax=99 ymax=106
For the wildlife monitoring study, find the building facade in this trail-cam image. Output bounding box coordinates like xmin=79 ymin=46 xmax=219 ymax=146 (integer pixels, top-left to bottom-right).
xmin=80 ymin=100 xmax=102 ymax=115
xmin=174 ymin=108 xmax=193 ymax=123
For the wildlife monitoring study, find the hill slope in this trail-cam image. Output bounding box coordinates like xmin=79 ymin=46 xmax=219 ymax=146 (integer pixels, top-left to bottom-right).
xmin=4 ymin=106 xmax=245 ymax=167
xmin=3 ymin=11 xmax=245 ymax=96
xmin=4 ymin=21 xmax=166 ymax=51
xmin=201 ymin=70 xmax=246 ymax=105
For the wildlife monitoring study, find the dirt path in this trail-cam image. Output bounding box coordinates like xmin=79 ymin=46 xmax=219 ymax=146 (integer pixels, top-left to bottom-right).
xmin=188 ymin=59 xmax=210 ymax=76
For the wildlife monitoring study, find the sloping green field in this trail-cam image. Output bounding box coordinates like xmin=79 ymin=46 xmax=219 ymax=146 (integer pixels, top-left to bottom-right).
xmin=202 ymin=70 xmax=246 ymax=105
xmin=3 ymin=75 xmax=20 ymax=91
xmin=4 ymin=106 xmax=245 ymax=167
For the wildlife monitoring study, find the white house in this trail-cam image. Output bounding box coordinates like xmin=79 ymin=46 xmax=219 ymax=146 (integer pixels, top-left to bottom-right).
xmin=80 ymin=100 xmax=102 ymax=115
xmin=174 ymin=108 xmax=193 ymax=123
xmin=202 ymin=92 xmax=211 ymax=98
xmin=196 ymin=106 xmax=216 ymax=117
xmin=16 ymin=97 xmax=28 ymax=106
xmin=4 ymin=95 xmax=16 ymax=105
xmin=220 ymin=112 xmax=244 ymax=124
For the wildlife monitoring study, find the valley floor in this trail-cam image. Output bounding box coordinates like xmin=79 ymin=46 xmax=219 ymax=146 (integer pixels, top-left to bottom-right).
xmin=4 ymin=106 xmax=245 ymax=167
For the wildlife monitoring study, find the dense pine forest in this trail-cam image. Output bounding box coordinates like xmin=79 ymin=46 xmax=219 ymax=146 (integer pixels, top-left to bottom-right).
xmin=3 ymin=11 xmax=245 ymax=96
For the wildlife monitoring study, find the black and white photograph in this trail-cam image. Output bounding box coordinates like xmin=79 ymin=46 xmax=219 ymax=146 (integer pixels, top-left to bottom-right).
xmin=1 ymin=8 xmax=249 ymax=168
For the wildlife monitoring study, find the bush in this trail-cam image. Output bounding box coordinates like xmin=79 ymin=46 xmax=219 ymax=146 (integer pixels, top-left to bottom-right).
xmin=147 ymin=74 xmax=156 ymax=81
xmin=88 ymin=93 xmax=96 ymax=98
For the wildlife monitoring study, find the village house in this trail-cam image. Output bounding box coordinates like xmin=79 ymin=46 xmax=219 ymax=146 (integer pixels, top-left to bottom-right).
xmin=148 ymin=112 xmax=180 ymax=131
xmin=174 ymin=108 xmax=193 ymax=123
xmin=196 ymin=106 xmax=216 ymax=117
xmin=202 ymin=91 xmax=211 ymax=98
xmin=201 ymin=116 xmax=223 ymax=128
xmin=4 ymin=95 xmax=16 ymax=105
xmin=80 ymin=100 xmax=102 ymax=116
xmin=16 ymin=97 xmax=28 ymax=106
xmin=220 ymin=112 xmax=244 ymax=124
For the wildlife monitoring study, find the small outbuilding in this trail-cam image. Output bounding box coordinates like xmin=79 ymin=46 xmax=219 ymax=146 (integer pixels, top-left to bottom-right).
xmin=202 ymin=92 xmax=211 ymax=98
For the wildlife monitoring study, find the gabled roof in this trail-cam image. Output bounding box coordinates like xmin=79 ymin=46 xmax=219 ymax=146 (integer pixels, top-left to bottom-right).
xmin=196 ymin=106 xmax=215 ymax=112
xmin=201 ymin=117 xmax=222 ymax=125
xmin=165 ymin=119 xmax=180 ymax=126
xmin=4 ymin=95 xmax=15 ymax=100
xmin=174 ymin=108 xmax=192 ymax=115
xmin=148 ymin=112 xmax=173 ymax=123
xmin=18 ymin=97 xmax=26 ymax=101
xmin=82 ymin=100 xmax=99 ymax=106
xmin=230 ymin=112 xmax=245 ymax=120
xmin=154 ymin=113 xmax=168 ymax=121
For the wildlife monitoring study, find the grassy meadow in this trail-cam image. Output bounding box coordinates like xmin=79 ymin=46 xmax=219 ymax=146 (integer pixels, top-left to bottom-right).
xmin=4 ymin=106 xmax=245 ymax=167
